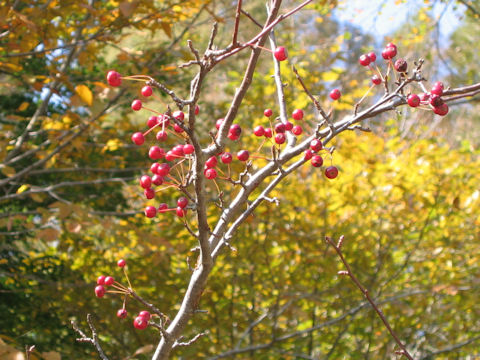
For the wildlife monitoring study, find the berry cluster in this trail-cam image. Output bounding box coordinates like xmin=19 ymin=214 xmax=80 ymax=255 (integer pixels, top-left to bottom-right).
xmin=107 ymin=69 xmax=340 ymax=220
xmin=106 ymin=42 xmax=449 ymax=222
xmin=357 ymin=43 xmax=449 ymax=116
xmin=94 ymin=259 xmax=157 ymax=331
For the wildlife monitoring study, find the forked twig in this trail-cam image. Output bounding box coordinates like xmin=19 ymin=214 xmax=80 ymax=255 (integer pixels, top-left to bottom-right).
xmin=71 ymin=314 xmax=109 ymax=360
xmin=325 ymin=236 xmax=414 ymax=360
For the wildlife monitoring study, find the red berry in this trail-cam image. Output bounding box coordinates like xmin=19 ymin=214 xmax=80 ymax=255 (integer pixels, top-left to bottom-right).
xmin=310 ymin=139 xmax=323 ymax=152
xmin=382 ymin=46 xmax=397 ymax=60
xmin=431 ymin=85 xmax=443 ymax=96
xmin=173 ymin=124 xmax=184 ymax=133
xmin=371 ymin=75 xmax=382 ymax=85
xmin=275 ymin=133 xmax=286 ymax=144
xmin=173 ymin=110 xmax=184 ymax=121
xmin=311 ymin=155 xmax=323 ymax=167
xmin=144 ymin=188 xmax=155 ymax=199
xmin=176 ymin=207 xmax=186 ymax=217
xmin=394 ymin=58 xmax=407 ymax=72
xmin=433 ymin=103 xmax=449 ymax=116
xmin=429 ymin=94 xmax=444 ymax=107
xmin=131 ymin=99 xmax=142 ymax=111
xmin=117 ymin=309 xmax=128 ymax=319
xmin=150 ymin=162 xmax=160 ymax=174
xmin=228 ymin=133 xmax=240 ymax=141
xmin=95 ymin=285 xmax=106 ymax=298
xmin=205 ymin=168 xmax=217 ymax=179
xmin=147 ymin=116 xmax=158 ymax=128
xmin=237 ymin=150 xmax=249 ymax=161
xmin=133 ymin=316 xmax=148 ymax=330
xmin=138 ymin=311 xmax=151 ymax=321
xmin=117 ymin=259 xmax=126 ymax=268
xmin=195 ymin=105 xmax=200 ymax=115
xmin=274 ymin=46 xmax=288 ymax=61
xmin=285 ymin=121 xmax=293 ymax=131
xmin=140 ymin=175 xmax=152 ymax=189
xmin=367 ymin=51 xmax=376 ymax=62
xmin=183 ymin=144 xmax=194 ymax=155
xmin=264 ymin=128 xmax=273 ymax=138
xmin=304 ymin=149 xmax=313 ymax=160
xmin=264 ymin=109 xmax=273 ymax=117
xmin=131 ymin=132 xmax=145 ymax=145
xmin=325 ymin=166 xmax=339 ymax=179
xmin=253 ymin=125 xmax=265 ymax=137
xmin=359 ymin=54 xmax=370 ymax=66
xmin=152 ymin=174 xmax=164 ymax=186
xmin=292 ymin=125 xmax=303 ymax=135
xmin=274 ymin=122 xmax=286 ymax=133
xmin=215 ymin=118 xmax=224 ymax=130
xmin=156 ymin=130 xmax=168 ymax=142
xmin=221 ymin=152 xmax=232 ymax=164
xmin=97 ymin=275 xmax=106 ymax=285
xmin=292 ymin=109 xmax=304 ymax=121
xmin=329 ymin=89 xmax=341 ymax=101
xmin=407 ymin=94 xmax=420 ymax=107
xmin=141 ymin=86 xmax=153 ymax=97
xmin=177 ymin=197 xmax=188 ymax=209
xmin=165 ymin=151 xmax=175 ymax=161
xmin=107 ymin=70 xmax=122 ymax=87
xmin=145 ymin=206 xmax=157 ymax=218
xmin=157 ymin=163 xmax=170 ymax=176
xmin=104 ymin=276 xmax=114 ymax=286
xmin=206 ymin=156 xmax=218 ymax=168
xmin=229 ymin=124 xmax=242 ymax=137
xmin=433 ymin=81 xmax=444 ymax=90
xmin=149 ymin=146 xmax=165 ymax=160
xmin=158 ymin=203 xmax=168 ymax=212
xmin=171 ymin=145 xmax=184 ymax=157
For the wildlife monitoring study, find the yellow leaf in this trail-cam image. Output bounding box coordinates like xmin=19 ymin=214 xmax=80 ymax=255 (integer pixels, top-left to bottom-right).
xmin=42 ymin=351 xmax=61 ymax=360
xmin=16 ymin=184 xmax=29 ymax=194
xmin=102 ymin=138 xmax=121 ymax=153
xmin=321 ymin=71 xmax=339 ymax=82
xmin=75 ymin=84 xmax=93 ymax=106
xmin=1 ymin=166 xmax=16 ymax=177
xmin=38 ymin=228 xmax=59 ymax=241
xmin=119 ymin=1 xmax=138 ymax=17
xmin=30 ymin=193 xmax=45 ymax=202
xmin=17 ymin=102 xmax=29 ymax=111
xmin=160 ymin=22 xmax=172 ymax=38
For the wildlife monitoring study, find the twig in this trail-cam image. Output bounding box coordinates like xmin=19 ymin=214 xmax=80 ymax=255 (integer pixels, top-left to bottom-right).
xmin=325 ymin=236 xmax=414 ymax=360
xmin=240 ymin=9 xmax=263 ymax=28
xmin=292 ymin=65 xmax=329 ymax=122
xmin=419 ymin=334 xmax=480 ymax=359
xmin=231 ymin=0 xmax=243 ymax=46
xmin=147 ymin=79 xmax=190 ymax=109
xmin=71 ymin=314 xmax=109 ymax=360
xmin=268 ymin=28 xmax=296 ymax=147
xmin=173 ymin=332 xmax=207 ymax=349
xmin=129 ymin=289 xmax=169 ymax=322
xmin=25 ymin=345 xmax=35 ymax=360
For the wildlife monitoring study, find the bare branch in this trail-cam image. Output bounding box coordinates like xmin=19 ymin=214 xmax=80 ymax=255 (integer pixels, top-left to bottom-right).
xmin=173 ymin=332 xmax=207 ymax=349
xmin=325 ymin=236 xmax=414 ymax=360
xmin=268 ymin=28 xmax=296 ymax=147
xmin=419 ymin=334 xmax=480 ymax=359
xmin=71 ymin=314 xmax=109 ymax=360
xmin=231 ymin=0 xmax=243 ymax=46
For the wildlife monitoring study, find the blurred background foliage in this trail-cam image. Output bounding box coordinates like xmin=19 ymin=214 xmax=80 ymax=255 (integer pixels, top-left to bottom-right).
xmin=0 ymin=0 xmax=479 ymax=359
